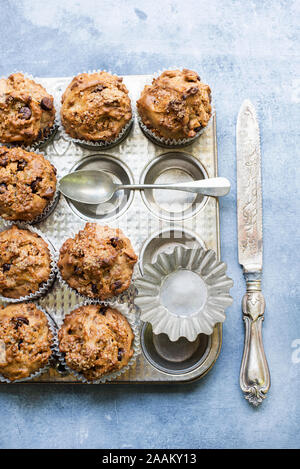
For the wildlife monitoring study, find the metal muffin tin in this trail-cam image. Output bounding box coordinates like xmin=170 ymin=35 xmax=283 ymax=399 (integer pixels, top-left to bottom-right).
xmin=0 ymin=74 xmax=222 ymax=383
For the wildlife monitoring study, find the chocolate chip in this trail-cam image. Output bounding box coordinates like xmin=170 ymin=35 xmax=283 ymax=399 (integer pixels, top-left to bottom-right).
xmin=2 ymin=263 xmax=11 ymax=271
xmin=19 ymin=106 xmax=32 ymax=120
xmin=91 ymin=284 xmax=98 ymax=294
xmin=0 ymin=183 xmax=7 ymax=192
xmin=197 ymin=75 xmax=201 ymax=81
xmin=114 ymin=280 xmax=122 ymax=291
xmin=40 ymin=97 xmax=53 ymax=111
xmin=98 ymin=306 xmax=107 ymax=315
xmin=92 ymin=85 xmax=104 ymax=93
xmin=0 ymin=154 xmax=8 ymax=167
xmin=30 ymin=177 xmax=42 ymax=193
xmin=17 ymin=159 xmax=27 ymax=171
xmin=194 ymin=126 xmax=202 ymax=132
xmin=118 ymin=348 xmax=124 ymax=361
xmin=18 ymin=339 xmax=23 ymax=350
xmin=12 ymin=317 xmax=29 ymax=329
xmin=109 ymin=237 xmax=119 ymax=248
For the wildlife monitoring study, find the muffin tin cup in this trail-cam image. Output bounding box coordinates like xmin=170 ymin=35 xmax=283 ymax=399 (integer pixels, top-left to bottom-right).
xmin=56 ymin=69 xmax=134 ymax=150
xmin=136 ymin=67 xmax=213 ymax=148
xmin=0 ymin=72 xmax=58 ymax=151
xmin=54 ymin=299 xmax=140 ymax=384
xmin=0 ymin=223 xmax=57 ymax=304
xmin=0 ymin=305 xmax=57 ymax=383
xmin=0 ymin=149 xmax=60 ymax=226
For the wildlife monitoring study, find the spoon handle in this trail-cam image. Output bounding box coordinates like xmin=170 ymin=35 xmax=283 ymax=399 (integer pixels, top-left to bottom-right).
xmin=118 ymin=177 xmax=230 ymax=197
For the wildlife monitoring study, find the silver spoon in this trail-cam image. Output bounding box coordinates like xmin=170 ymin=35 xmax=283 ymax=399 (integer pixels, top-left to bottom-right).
xmin=59 ymin=170 xmax=231 ymax=205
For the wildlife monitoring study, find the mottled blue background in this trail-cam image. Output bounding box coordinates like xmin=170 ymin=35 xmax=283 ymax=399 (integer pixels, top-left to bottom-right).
xmin=0 ymin=0 xmax=299 ymax=449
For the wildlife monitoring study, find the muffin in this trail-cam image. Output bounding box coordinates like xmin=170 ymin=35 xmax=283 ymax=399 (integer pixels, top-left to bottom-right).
xmin=137 ymin=69 xmax=212 ymax=142
xmin=0 ymin=146 xmax=57 ymax=222
xmin=0 ymin=302 xmax=53 ymax=382
xmin=60 ymin=72 xmax=132 ymax=143
xmin=58 ymin=304 xmax=134 ymax=381
xmin=0 ymin=73 xmax=56 ymax=146
xmin=0 ymin=225 xmax=53 ymax=299
xmin=58 ymin=223 xmax=137 ymax=299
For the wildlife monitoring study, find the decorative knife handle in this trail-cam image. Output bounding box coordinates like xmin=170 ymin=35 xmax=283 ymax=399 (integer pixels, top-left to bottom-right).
xmin=240 ymin=277 xmax=270 ymax=406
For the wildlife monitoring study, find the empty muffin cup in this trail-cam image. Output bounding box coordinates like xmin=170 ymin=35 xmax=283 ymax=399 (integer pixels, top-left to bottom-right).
xmin=140 ymin=152 xmax=208 ymax=221
xmin=64 ymin=154 xmax=134 ymax=222
xmin=141 ymin=323 xmax=211 ymax=375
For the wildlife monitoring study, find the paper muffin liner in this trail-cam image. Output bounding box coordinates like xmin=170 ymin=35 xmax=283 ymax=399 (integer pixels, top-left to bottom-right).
xmin=0 ymin=72 xmax=58 ymax=151
xmin=56 ymin=69 xmax=134 ymax=150
xmin=0 ymin=304 xmax=57 ymax=383
xmin=54 ymin=299 xmax=140 ymax=384
xmin=0 ymin=222 xmax=57 ymax=303
xmin=0 ymin=148 xmax=60 ymax=226
xmin=136 ymin=67 xmax=213 ymax=148
xmin=135 ymin=245 xmax=233 ymax=342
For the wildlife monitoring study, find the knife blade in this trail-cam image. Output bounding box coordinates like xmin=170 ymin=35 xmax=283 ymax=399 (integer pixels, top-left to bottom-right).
xmin=236 ymin=100 xmax=270 ymax=406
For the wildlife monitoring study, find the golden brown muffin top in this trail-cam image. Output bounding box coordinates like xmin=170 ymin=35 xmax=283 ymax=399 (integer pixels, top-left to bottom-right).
xmin=0 ymin=73 xmax=56 ymax=145
xmin=58 ymin=304 xmax=134 ymax=381
xmin=0 ymin=146 xmax=57 ymax=222
xmin=0 ymin=302 xmax=52 ymax=381
xmin=58 ymin=223 xmax=137 ymax=300
xmin=137 ymin=69 xmax=212 ymax=140
xmin=60 ymin=72 xmax=132 ymax=142
xmin=0 ymin=225 xmax=52 ymax=299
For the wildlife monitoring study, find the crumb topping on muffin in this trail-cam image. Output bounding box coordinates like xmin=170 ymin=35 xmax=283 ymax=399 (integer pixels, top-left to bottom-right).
xmin=0 ymin=225 xmax=52 ymax=299
xmin=0 ymin=73 xmax=56 ymax=145
xmin=0 ymin=146 xmax=57 ymax=221
xmin=58 ymin=223 xmax=137 ymax=300
xmin=58 ymin=304 xmax=134 ymax=381
xmin=0 ymin=302 xmax=53 ymax=381
xmin=60 ymin=72 xmax=132 ymax=142
xmin=137 ymin=69 xmax=212 ymax=140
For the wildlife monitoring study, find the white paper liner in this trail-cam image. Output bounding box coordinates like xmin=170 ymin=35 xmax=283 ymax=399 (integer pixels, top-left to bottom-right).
xmin=0 ymin=148 xmax=59 ymax=225
xmin=0 ymin=304 xmax=57 ymax=383
xmin=55 ymin=299 xmax=140 ymax=384
xmin=136 ymin=67 xmax=213 ymax=148
xmin=56 ymin=69 xmax=134 ymax=149
xmin=0 ymin=223 xmax=57 ymax=303
xmin=0 ymin=72 xmax=58 ymax=151
xmin=135 ymin=245 xmax=233 ymax=342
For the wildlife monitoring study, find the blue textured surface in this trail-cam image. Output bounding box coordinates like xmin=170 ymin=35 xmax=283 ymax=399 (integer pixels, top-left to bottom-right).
xmin=0 ymin=0 xmax=299 ymax=449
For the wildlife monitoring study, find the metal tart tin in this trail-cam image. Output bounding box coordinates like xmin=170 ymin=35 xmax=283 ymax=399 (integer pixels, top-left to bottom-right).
xmin=64 ymin=154 xmax=135 ymax=222
xmin=135 ymin=245 xmax=233 ymax=342
xmin=139 ymin=152 xmax=208 ymax=221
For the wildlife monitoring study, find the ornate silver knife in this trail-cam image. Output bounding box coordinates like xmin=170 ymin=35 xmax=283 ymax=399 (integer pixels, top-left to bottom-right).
xmin=236 ymin=100 xmax=270 ymax=406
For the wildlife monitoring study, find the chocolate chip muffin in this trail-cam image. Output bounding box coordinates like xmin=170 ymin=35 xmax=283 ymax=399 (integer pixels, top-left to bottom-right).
xmin=58 ymin=304 xmax=134 ymax=381
xmin=137 ymin=69 xmax=212 ymax=141
xmin=0 ymin=73 xmax=56 ymax=145
xmin=0 ymin=302 xmax=53 ymax=382
xmin=60 ymin=72 xmax=132 ymax=142
xmin=58 ymin=223 xmax=137 ymax=299
xmin=0 ymin=146 xmax=57 ymax=222
xmin=0 ymin=225 xmax=52 ymax=299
